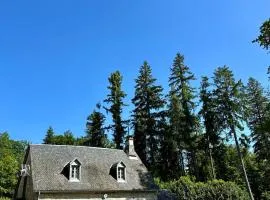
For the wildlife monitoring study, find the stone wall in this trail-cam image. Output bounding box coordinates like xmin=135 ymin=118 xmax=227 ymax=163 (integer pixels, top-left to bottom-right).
xmin=38 ymin=191 xmax=157 ymax=200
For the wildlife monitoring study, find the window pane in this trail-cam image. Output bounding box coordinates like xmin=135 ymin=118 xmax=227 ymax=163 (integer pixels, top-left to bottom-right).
xmin=120 ymin=168 xmax=124 ymax=179
xmin=117 ymin=168 xmax=121 ymax=178
xmin=118 ymin=167 xmax=125 ymax=180
xmin=71 ymin=166 xmax=75 ymax=178
xmin=76 ymin=166 xmax=80 ymax=179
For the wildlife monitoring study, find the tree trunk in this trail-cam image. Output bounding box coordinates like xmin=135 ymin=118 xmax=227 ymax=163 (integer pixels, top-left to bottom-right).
xmin=207 ymin=136 xmax=216 ymax=180
xmin=232 ymin=126 xmax=254 ymax=200
xmin=209 ymin=146 xmax=216 ymax=179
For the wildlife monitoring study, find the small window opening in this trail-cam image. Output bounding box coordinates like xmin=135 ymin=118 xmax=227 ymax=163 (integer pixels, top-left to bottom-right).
xmin=110 ymin=162 xmax=126 ymax=182
xmin=117 ymin=167 xmax=125 ymax=180
xmin=69 ymin=159 xmax=81 ymax=182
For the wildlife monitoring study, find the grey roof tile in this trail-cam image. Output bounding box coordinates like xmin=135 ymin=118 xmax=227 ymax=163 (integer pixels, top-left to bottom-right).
xmin=29 ymin=144 xmax=156 ymax=192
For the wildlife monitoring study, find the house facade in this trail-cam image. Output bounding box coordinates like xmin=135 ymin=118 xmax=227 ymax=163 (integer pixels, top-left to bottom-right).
xmin=14 ymin=138 xmax=157 ymax=200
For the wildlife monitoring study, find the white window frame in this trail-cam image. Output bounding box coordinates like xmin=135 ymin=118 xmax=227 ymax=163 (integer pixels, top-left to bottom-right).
xmin=69 ymin=159 xmax=81 ymax=182
xmin=117 ymin=162 xmax=126 ymax=182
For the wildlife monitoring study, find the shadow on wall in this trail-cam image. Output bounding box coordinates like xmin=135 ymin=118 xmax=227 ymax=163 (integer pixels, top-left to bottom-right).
xmin=157 ymin=190 xmax=178 ymax=200
xmin=137 ymin=167 xmax=178 ymax=200
xmin=136 ymin=168 xmax=158 ymax=190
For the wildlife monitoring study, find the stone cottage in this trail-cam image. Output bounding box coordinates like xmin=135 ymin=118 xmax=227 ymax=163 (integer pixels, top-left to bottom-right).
xmin=14 ymin=138 xmax=157 ymax=200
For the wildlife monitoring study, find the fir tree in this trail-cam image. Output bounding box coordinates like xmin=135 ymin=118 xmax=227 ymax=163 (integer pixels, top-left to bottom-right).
xmin=168 ymin=53 xmax=197 ymax=176
xmin=104 ymin=71 xmax=126 ymax=149
xmin=246 ymin=77 xmax=270 ymax=161
xmin=43 ymin=126 xmax=55 ymax=144
xmin=199 ymin=76 xmax=221 ymax=179
xmin=86 ymin=103 xmax=107 ymax=147
xmin=253 ymin=18 xmax=270 ymax=51
xmin=62 ymin=130 xmax=76 ymax=145
xmin=166 ymin=92 xmax=184 ymax=177
xmin=213 ymin=66 xmax=254 ymax=200
xmin=132 ymin=61 xmax=165 ymax=167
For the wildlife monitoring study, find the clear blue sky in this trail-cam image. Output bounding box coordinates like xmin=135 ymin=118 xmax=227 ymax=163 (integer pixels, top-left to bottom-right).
xmin=0 ymin=0 xmax=269 ymax=143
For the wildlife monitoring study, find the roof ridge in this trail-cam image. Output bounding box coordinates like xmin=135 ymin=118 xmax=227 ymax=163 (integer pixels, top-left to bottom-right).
xmin=30 ymin=144 xmax=124 ymax=151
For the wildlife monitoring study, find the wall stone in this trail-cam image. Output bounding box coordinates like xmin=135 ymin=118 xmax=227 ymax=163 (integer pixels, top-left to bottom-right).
xmin=38 ymin=191 xmax=157 ymax=200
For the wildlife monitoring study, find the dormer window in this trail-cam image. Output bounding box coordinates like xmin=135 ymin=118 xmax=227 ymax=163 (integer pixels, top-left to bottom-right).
xmin=110 ymin=161 xmax=126 ymax=182
xmin=117 ymin=163 xmax=125 ymax=181
xmin=62 ymin=159 xmax=81 ymax=182
xmin=70 ymin=161 xmax=80 ymax=181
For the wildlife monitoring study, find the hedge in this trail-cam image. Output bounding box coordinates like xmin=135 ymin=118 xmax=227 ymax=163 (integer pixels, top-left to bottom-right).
xmin=156 ymin=176 xmax=249 ymax=200
xmin=0 ymin=197 xmax=11 ymax=200
xmin=262 ymin=191 xmax=270 ymax=200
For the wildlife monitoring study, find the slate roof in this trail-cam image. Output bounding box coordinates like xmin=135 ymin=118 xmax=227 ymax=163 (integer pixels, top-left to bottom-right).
xmin=28 ymin=144 xmax=156 ymax=192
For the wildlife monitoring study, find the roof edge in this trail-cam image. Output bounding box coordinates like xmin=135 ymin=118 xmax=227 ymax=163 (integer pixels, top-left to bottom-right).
xmin=34 ymin=189 xmax=157 ymax=194
xmin=29 ymin=144 xmax=124 ymax=151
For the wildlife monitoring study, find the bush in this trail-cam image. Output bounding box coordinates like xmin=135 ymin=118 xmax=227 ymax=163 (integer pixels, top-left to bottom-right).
xmin=262 ymin=191 xmax=270 ymax=200
xmin=155 ymin=176 xmax=249 ymax=200
xmin=0 ymin=197 xmax=11 ymax=200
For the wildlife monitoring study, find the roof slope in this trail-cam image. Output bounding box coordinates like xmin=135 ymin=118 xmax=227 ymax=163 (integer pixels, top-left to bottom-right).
xmin=29 ymin=144 xmax=156 ymax=192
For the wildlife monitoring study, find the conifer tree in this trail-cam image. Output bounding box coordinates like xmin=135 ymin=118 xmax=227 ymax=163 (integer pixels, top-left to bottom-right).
xmin=62 ymin=130 xmax=76 ymax=145
xmin=253 ymin=18 xmax=270 ymax=51
xmin=168 ymin=53 xmax=197 ymax=176
xmin=246 ymin=77 xmax=269 ymax=161
xmin=86 ymin=103 xmax=107 ymax=147
xmin=166 ymin=92 xmax=184 ymax=177
xmin=104 ymin=71 xmax=126 ymax=149
xmin=43 ymin=126 xmax=55 ymax=144
xmin=212 ymin=66 xmax=254 ymax=200
xmin=199 ymin=76 xmax=221 ymax=179
xmin=132 ymin=61 xmax=165 ymax=167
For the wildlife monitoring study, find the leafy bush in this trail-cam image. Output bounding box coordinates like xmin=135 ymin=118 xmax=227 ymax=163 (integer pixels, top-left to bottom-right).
xmin=155 ymin=176 xmax=249 ymax=200
xmin=262 ymin=191 xmax=270 ymax=200
xmin=0 ymin=197 xmax=11 ymax=200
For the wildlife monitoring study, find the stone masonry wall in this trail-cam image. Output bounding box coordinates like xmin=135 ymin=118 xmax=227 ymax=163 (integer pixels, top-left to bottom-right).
xmin=38 ymin=191 xmax=157 ymax=200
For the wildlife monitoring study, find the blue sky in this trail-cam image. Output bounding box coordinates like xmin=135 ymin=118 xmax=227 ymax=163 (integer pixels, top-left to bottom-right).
xmin=0 ymin=1 xmax=269 ymax=143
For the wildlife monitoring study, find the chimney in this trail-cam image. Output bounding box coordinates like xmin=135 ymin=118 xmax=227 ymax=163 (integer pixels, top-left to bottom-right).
xmin=125 ymin=136 xmax=138 ymax=160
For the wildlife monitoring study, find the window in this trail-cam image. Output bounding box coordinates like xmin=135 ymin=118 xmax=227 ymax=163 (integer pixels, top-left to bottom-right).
xmin=117 ymin=162 xmax=126 ymax=182
xmin=110 ymin=161 xmax=126 ymax=182
xmin=69 ymin=159 xmax=81 ymax=182
xmin=117 ymin=167 xmax=125 ymax=180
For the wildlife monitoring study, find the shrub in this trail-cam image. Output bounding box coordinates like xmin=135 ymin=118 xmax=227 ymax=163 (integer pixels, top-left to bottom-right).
xmin=155 ymin=176 xmax=249 ymax=200
xmin=262 ymin=191 xmax=270 ymax=200
xmin=0 ymin=197 xmax=11 ymax=200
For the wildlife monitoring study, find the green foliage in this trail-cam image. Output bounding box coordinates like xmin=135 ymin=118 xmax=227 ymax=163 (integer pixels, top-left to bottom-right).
xmin=262 ymin=191 xmax=270 ymax=200
xmin=246 ymin=77 xmax=270 ymax=162
xmin=253 ymin=18 xmax=270 ymax=51
xmin=199 ymin=76 xmax=221 ymax=181
xmin=212 ymin=66 xmax=246 ymax=133
xmin=43 ymin=127 xmax=76 ymax=145
xmin=132 ymin=61 xmax=165 ymax=167
xmin=169 ymin=53 xmax=196 ymax=146
xmin=43 ymin=126 xmax=55 ymax=144
xmin=0 ymin=133 xmax=27 ymax=197
xmin=212 ymin=66 xmax=254 ymax=199
xmin=168 ymin=53 xmax=198 ymax=178
xmin=85 ymin=103 xmax=107 ymax=147
xmin=104 ymin=70 xmax=127 ymax=149
xmin=155 ymin=176 xmax=249 ymax=200
xmin=0 ymin=197 xmax=11 ymax=200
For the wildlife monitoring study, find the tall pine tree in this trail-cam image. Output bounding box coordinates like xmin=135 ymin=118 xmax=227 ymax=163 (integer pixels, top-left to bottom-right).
xmin=43 ymin=126 xmax=55 ymax=144
xmin=166 ymin=91 xmax=184 ymax=178
xmin=86 ymin=103 xmax=107 ymax=147
xmin=104 ymin=71 xmax=126 ymax=149
xmin=132 ymin=61 xmax=165 ymax=168
xmin=199 ymin=76 xmax=221 ymax=179
xmin=168 ymin=53 xmax=197 ymax=177
xmin=246 ymin=77 xmax=269 ymax=161
xmin=213 ymin=66 xmax=254 ymax=200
